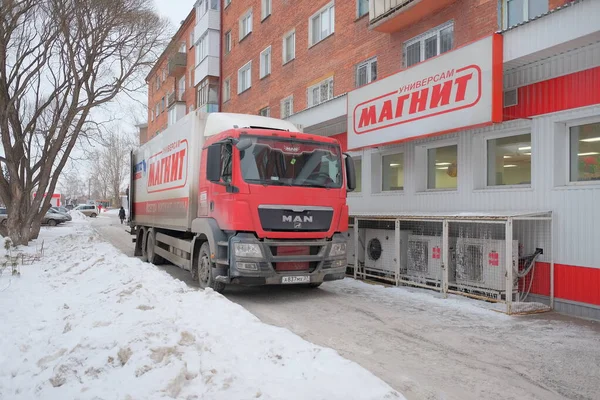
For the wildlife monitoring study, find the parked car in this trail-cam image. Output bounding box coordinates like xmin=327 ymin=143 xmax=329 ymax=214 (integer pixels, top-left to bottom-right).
xmin=0 ymin=207 xmax=68 ymax=227
xmin=42 ymin=209 xmax=69 ymax=226
xmin=49 ymin=207 xmax=72 ymax=221
xmin=74 ymin=204 xmax=99 ymax=218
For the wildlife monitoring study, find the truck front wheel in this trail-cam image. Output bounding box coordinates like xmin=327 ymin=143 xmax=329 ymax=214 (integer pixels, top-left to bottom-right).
xmin=198 ymin=242 xmax=226 ymax=294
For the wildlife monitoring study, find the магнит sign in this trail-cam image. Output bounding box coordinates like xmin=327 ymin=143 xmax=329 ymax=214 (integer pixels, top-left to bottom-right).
xmin=347 ymin=34 xmax=502 ymax=150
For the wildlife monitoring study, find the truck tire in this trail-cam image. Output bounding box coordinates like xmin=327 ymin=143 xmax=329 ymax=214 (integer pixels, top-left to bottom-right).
xmin=146 ymin=230 xmax=165 ymax=265
xmin=140 ymin=228 xmax=149 ymax=262
xmin=198 ymin=242 xmax=226 ymax=294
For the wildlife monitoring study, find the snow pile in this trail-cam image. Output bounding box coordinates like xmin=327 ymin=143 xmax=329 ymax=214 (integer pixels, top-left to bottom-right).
xmin=105 ymin=208 xmax=128 ymax=216
xmin=68 ymin=210 xmax=87 ymax=221
xmin=0 ymin=224 xmax=402 ymax=400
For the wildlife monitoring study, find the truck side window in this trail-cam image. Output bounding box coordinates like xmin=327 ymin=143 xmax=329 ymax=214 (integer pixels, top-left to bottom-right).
xmin=221 ymin=143 xmax=232 ymax=183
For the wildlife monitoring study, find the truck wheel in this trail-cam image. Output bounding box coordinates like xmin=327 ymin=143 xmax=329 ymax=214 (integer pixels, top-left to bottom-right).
xmin=140 ymin=229 xmax=149 ymax=262
xmin=146 ymin=230 xmax=165 ymax=265
xmin=198 ymin=242 xmax=225 ymax=294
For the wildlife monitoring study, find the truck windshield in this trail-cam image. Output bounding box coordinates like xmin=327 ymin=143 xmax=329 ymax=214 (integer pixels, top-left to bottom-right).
xmin=239 ymin=135 xmax=343 ymax=188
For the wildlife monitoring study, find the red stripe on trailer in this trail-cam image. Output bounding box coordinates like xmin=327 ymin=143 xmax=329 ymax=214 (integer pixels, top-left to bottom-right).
xmin=134 ymin=197 xmax=189 ymax=217
xmin=528 ymin=262 xmax=600 ymax=306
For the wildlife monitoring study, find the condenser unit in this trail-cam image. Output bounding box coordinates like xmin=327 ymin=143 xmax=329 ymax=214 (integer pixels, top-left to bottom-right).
xmin=363 ymin=229 xmax=410 ymax=274
xmin=406 ymin=235 xmax=448 ymax=282
xmin=346 ymin=229 xmax=365 ymax=266
xmin=453 ymin=238 xmax=519 ymax=291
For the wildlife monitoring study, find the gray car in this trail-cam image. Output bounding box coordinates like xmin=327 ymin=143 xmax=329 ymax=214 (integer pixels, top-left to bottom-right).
xmin=50 ymin=206 xmax=72 ymax=221
xmin=0 ymin=207 xmax=68 ymax=227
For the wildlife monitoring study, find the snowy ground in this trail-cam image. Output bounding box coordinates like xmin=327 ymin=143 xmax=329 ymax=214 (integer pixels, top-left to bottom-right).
xmin=0 ymin=221 xmax=402 ymax=400
xmin=91 ymin=215 xmax=600 ymax=400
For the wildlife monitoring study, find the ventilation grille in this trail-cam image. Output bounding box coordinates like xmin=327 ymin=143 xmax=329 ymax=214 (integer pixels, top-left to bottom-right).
xmin=503 ymin=89 xmax=518 ymax=107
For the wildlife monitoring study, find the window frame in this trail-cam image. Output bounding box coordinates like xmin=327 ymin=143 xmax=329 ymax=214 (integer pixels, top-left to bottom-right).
xmin=237 ymin=61 xmax=252 ymax=94
xmin=259 ymin=46 xmax=271 ymax=79
xmin=483 ymin=130 xmax=533 ymax=189
xmin=355 ymin=57 xmax=377 ymax=87
xmin=261 ymin=0 xmax=272 ymax=21
xmin=415 ymin=138 xmax=459 ymax=193
xmin=280 ymin=95 xmax=294 ymax=119
xmin=565 ymin=116 xmax=600 ymax=187
xmin=309 ymin=1 xmax=335 ymax=47
xmin=402 ymin=20 xmax=454 ymax=68
xmin=282 ymin=29 xmax=295 ymax=65
xmin=380 ymin=149 xmax=405 ymax=193
xmin=503 ymin=0 xmax=549 ymax=29
xmin=225 ymin=0 xmax=231 ymax=8
xmin=307 ymin=76 xmax=334 ymax=108
xmin=223 ymin=77 xmax=231 ymax=103
xmin=259 ymin=107 xmax=270 ymax=117
xmin=349 ymin=154 xmax=363 ymax=194
xmin=224 ymin=30 xmax=232 ymax=54
xmin=356 ymin=0 xmax=369 ymax=19
xmin=239 ymin=9 xmax=253 ymax=41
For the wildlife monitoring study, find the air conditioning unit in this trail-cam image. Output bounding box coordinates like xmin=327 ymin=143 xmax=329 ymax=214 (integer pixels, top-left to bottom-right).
xmin=346 ymin=229 xmax=365 ymax=266
xmin=406 ymin=235 xmax=448 ymax=282
xmin=453 ymin=238 xmax=518 ymax=291
xmin=364 ymin=229 xmax=410 ymax=274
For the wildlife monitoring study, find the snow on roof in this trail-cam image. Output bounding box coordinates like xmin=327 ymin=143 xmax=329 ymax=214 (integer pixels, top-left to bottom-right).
xmin=350 ymin=210 xmax=552 ymax=220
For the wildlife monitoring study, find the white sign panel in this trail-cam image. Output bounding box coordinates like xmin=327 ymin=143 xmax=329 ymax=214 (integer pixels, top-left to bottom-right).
xmin=348 ymin=35 xmax=502 ymax=149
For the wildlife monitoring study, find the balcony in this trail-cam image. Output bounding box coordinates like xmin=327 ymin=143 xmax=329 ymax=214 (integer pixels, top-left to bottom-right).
xmin=195 ymin=9 xmax=220 ymax=43
xmin=167 ymin=52 xmax=187 ymax=77
xmin=194 ymin=56 xmax=220 ymax=86
xmin=369 ymin=0 xmax=457 ymax=33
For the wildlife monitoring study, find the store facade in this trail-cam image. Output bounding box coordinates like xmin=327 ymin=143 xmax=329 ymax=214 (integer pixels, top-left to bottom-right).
xmin=288 ymin=0 xmax=600 ymax=318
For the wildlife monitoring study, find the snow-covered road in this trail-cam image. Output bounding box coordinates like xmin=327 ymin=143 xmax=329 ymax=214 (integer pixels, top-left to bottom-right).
xmin=93 ymin=215 xmax=600 ymax=400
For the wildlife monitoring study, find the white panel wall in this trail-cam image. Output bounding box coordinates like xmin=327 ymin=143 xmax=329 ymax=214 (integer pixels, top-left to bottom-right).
xmin=348 ymin=105 xmax=600 ymax=269
xmin=195 ymin=9 xmax=220 ymax=42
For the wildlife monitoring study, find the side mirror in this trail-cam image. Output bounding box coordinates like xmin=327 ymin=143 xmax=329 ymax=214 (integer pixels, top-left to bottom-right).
xmin=206 ymin=144 xmax=222 ymax=182
xmin=344 ymin=154 xmax=356 ymax=192
xmin=236 ymin=138 xmax=253 ymax=151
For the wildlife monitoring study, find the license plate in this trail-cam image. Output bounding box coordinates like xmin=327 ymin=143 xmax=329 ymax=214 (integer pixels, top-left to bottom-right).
xmin=281 ymin=275 xmax=310 ymax=284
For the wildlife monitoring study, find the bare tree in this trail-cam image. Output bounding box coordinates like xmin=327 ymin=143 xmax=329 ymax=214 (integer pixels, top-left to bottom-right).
xmin=0 ymin=0 xmax=168 ymax=244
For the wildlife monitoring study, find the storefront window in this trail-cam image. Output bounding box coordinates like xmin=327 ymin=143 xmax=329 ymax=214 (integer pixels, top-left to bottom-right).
xmin=354 ymin=157 xmax=362 ymax=192
xmin=382 ymin=153 xmax=404 ymax=191
xmin=487 ymin=133 xmax=531 ymax=186
xmin=427 ymin=145 xmax=457 ymax=189
xmin=570 ymin=122 xmax=600 ymax=182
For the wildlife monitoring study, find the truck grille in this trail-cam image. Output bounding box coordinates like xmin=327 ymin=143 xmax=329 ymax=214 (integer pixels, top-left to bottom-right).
xmin=258 ymin=206 xmax=333 ymax=232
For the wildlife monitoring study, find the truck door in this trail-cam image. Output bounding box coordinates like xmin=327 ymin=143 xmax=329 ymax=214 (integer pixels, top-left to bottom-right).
xmin=209 ymin=143 xmax=236 ymax=228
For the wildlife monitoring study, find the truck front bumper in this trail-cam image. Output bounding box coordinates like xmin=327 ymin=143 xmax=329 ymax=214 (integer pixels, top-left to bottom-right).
xmin=222 ymin=233 xmax=348 ymax=286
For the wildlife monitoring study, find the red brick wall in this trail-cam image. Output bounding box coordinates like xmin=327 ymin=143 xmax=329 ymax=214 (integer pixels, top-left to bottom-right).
xmin=221 ymin=0 xmax=499 ymax=118
xmin=147 ymin=12 xmax=196 ymax=141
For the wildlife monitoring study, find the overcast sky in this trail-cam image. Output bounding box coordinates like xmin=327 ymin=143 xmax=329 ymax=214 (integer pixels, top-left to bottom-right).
xmin=154 ymin=0 xmax=196 ymax=26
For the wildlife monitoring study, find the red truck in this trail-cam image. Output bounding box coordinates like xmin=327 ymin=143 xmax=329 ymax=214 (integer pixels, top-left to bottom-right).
xmin=129 ymin=111 xmax=356 ymax=293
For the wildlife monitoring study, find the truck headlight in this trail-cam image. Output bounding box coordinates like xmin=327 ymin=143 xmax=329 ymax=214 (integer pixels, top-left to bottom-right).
xmin=329 ymin=242 xmax=347 ymax=257
xmin=234 ymin=243 xmax=262 ymax=258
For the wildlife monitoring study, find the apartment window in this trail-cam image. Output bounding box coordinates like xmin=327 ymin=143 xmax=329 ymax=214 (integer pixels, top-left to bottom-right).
xmin=196 ymin=34 xmax=208 ymax=64
xmin=161 ymin=97 xmax=165 ymax=112
xmin=280 ymin=96 xmax=293 ymax=118
xmin=282 ymin=30 xmax=295 ymax=64
xmin=178 ymin=76 xmax=186 ymax=101
xmin=354 ymin=157 xmax=362 ymax=192
xmin=197 ymin=78 xmax=218 ymax=108
xmin=261 ymin=0 xmax=271 ymax=20
xmin=179 ymin=42 xmax=186 ymax=53
xmin=357 ymin=0 xmax=369 ymax=18
xmin=356 ymin=57 xmax=377 ymax=87
xmin=403 ymin=21 xmax=454 ymax=68
xmin=427 ymin=144 xmax=458 ymax=189
xmin=382 ymin=153 xmax=404 ymax=191
xmin=260 ymin=46 xmax=271 ymax=78
xmin=155 ymin=76 xmax=160 ymax=90
xmin=150 ymin=110 xmax=154 ymax=122
xmin=307 ymin=77 xmax=333 ymax=108
xmin=189 ymin=32 xmax=194 ymax=49
xmin=239 ymin=9 xmax=253 ymax=41
xmin=238 ymin=61 xmax=252 ymax=93
xmin=223 ymin=77 xmax=231 ymax=102
xmin=210 ymin=0 xmax=218 ymax=10
xmin=225 ymin=0 xmax=231 ymax=7
xmin=504 ymin=0 xmax=548 ymax=28
xmin=224 ymin=31 xmax=232 ymax=54
xmin=259 ymin=107 xmax=270 ymax=117
xmin=162 ymin=70 xmax=166 ymax=82
xmin=487 ymin=133 xmax=531 ymax=186
xmin=569 ymin=121 xmax=600 ymax=182
xmin=155 ymin=103 xmax=159 ymax=116
xmin=309 ymin=2 xmax=335 ymax=46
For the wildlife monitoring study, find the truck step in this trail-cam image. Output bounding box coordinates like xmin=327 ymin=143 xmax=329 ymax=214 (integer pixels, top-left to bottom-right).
xmin=217 ymin=241 xmax=229 ymax=247
xmin=216 ymin=258 xmax=229 ymax=266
